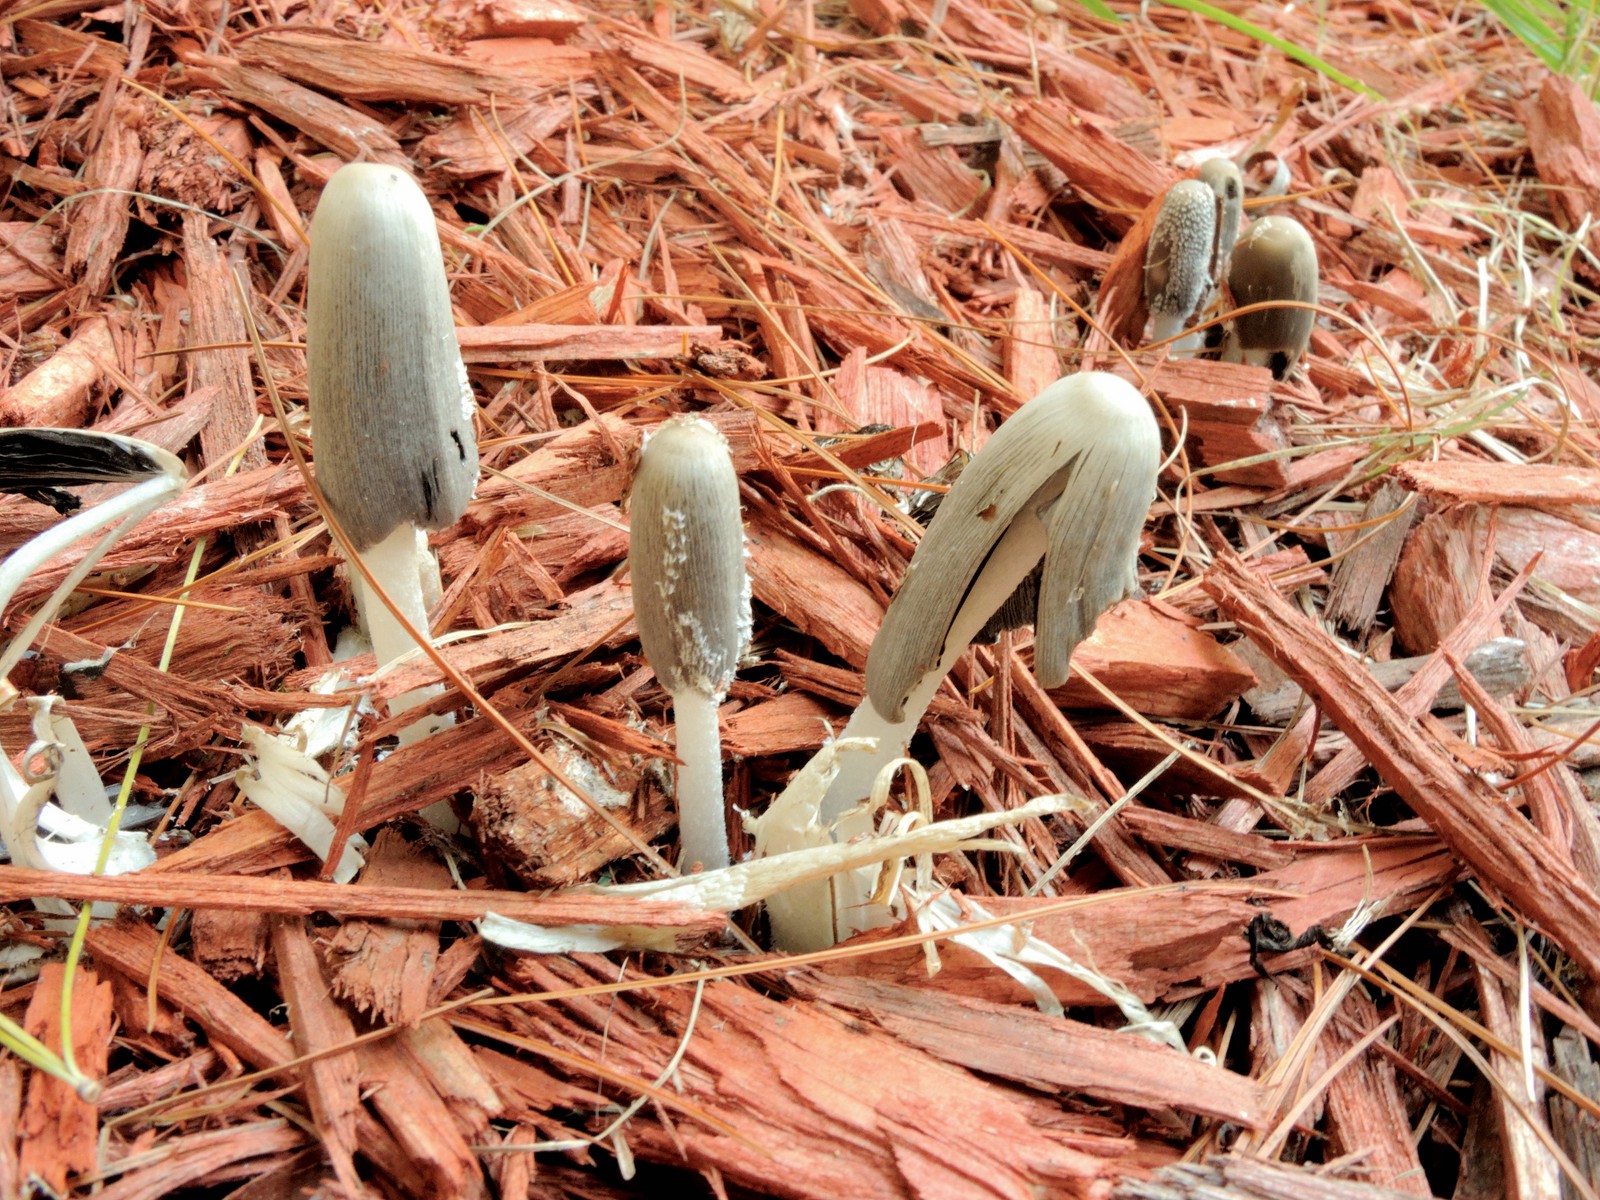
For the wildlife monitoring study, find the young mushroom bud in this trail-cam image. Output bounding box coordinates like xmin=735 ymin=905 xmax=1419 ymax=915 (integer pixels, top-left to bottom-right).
xmin=628 ymin=416 xmax=753 ymax=873
xmin=1144 ymin=179 xmax=1219 ymax=352
xmin=1198 ymin=158 xmax=1243 ymax=283
xmin=307 ymin=162 xmax=479 ymax=729
xmin=1222 ymin=215 xmax=1318 ymax=380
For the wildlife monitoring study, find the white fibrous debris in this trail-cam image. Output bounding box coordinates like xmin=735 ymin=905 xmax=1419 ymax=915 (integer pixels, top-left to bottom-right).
xmin=235 ymin=726 xmax=366 ymax=883
xmin=544 ymin=738 xmax=631 ymax=819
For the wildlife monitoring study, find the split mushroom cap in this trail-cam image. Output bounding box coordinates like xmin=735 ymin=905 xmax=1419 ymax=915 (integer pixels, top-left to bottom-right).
xmin=1198 ymin=158 xmax=1243 ymax=277
xmin=1226 ymin=214 xmax=1318 ymax=379
xmin=628 ymin=416 xmax=753 ymax=702
xmin=307 ymin=162 xmax=479 ymax=551
xmin=865 ymin=371 xmax=1160 ymax=722
xmin=1144 ymin=178 xmax=1219 ymax=343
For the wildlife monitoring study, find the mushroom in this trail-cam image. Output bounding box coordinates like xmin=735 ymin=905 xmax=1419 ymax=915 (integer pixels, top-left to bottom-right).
xmin=1198 ymin=158 xmax=1243 ymax=284
xmin=816 ymin=371 xmax=1161 ymax=831
xmin=306 ymin=162 xmax=479 ymax=730
xmin=628 ymin=415 xmax=752 ymax=873
xmin=1144 ymin=179 xmax=1220 ymax=353
xmin=1222 ymin=214 xmax=1318 ymax=379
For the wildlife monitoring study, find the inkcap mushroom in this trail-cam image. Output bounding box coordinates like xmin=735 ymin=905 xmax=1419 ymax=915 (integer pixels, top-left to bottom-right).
xmin=1199 ymin=158 xmax=1243 ymax=284
xmin=817 ymin=371 xmax=1161 ymax=831
xmin=1144 ymin=179 xmax=1219 ymax=353
xmin=306 ymin=162 xmax=479 ymax=725
xmin=628 ymin=415 xmax=753 ymax=873
xmin=1222 ymin=214 xmax=1318 ymax=379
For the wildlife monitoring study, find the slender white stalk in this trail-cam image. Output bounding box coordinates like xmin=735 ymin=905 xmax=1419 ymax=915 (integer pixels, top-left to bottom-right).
xmin=671 ymin=688 xmax=729 ymax=872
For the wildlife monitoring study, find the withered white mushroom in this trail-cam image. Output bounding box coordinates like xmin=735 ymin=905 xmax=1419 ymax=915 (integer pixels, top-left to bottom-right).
xmin=628 ymin=416 xmax=752 ymax=873
xmin=1222 ymin=214 xmax=1318 ymax=379
xmin=306 ymin=162 xmax=479 ymax=731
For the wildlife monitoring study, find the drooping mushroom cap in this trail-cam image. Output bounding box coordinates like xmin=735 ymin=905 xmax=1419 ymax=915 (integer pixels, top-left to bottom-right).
xmin=628 ymin=416 xmax=753 ymax=701
xmin=307 ymin=163 xmax=479 ymax=550
xmin=1144 ymin=178 xmax=1219 ymax=334
xmin=1227 ymin=214 xmax=1318 ymax=379
xmin=866 ymin=372 xmax=1160 ymax=721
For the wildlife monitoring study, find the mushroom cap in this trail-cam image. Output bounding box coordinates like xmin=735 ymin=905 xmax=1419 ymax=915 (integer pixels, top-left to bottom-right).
xmin=0 ymin=428 xmax=185 ymax=490
xmin=628 ymin=416 xmax=752 ymax=701
xmin=1198 ymin=158 xmax=1243 ymax=268
xmin=866 ymin=371 xmax=1160 ymax=721
xmin=307 ymin=163 xmax=479 ymax=550
xmin=1144 ymin=179 xmax=1218 ymax=324
xmin=1227 ymin=215 xmax=1318 ymax=376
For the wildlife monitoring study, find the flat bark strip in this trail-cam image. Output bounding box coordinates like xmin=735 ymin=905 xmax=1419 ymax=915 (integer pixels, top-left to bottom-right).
xmin=1 ymin=866 xmax=726 ymax=936
xmin=1393 ymin=460 xmax=1600 ymax=506
xmin=17 ymin=965 xmax=113 ymax=1195
xmin=1202 ymin=553 xmax=1600 ymax=982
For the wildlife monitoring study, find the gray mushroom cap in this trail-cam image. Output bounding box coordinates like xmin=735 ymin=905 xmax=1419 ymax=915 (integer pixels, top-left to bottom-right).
xmin=1144 ymin=178 xmax=1219 ymax=337
xmin=307 ymin=163 xmax=479 ymax=550
xmin=865 ymin=372 xmax=1160 ymax=721
xmin=628 ymin=416 xmax=753 ymax=701
xmin=1226 ymin=214 xmax=1318 ymax=379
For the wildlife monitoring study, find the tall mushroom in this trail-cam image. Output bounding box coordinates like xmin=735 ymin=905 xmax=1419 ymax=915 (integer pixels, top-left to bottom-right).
xmin=306 ymin=163 xmax=479 ymax=731
xmin=1222 ymin=214 xmax=1318 ymax=380
xmin=628 ymin=416 xmax=752 ymax=873
xmin=1145 ymin=179 xmax=1219 ymax=353
xmin=1199 ymin=158 xmax=1243 ymax=284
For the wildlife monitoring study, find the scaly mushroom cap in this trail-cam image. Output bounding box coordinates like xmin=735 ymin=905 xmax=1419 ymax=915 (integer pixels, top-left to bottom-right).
xmin=307 ymin=163 xmax=479 ymax=550
xmin=866 ymin=372 xmax=1160 ymax=721
xmin=1144 ymin=179 xmax=1218 ymax=340
xmin=1198 ymin=158 xmax=1243 ymax=276
xmin=628 ymin=416 xmax=753 ymax=701
xmin=1227 ymin=215 xmax=1318 ymax=379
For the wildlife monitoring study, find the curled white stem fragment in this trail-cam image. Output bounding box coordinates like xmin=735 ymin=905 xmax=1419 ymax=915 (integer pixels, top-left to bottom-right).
xmin=628 ymin=416 xmax=752 ymax=873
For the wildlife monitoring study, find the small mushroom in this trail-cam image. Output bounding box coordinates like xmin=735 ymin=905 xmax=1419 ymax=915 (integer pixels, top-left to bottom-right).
xmin=1198 ymin=158 xmax=1243 ymax=283
xmin=1222 ymin=214 xmax=1318 ymax=379
xmin=817 ymin=371 xmax=1161 ymax=831
xmin=1144 ymin=179 xmax=1219 ymax=352
xmin=628 ymin=415 xmax=752 ymax=873
xmin=306 ymin=162 xmax=479 ymax=721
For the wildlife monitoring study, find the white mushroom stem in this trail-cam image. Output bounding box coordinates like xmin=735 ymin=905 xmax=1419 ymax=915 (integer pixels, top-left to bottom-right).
xmin=671 ymin=687 xmax=730 ymax=873
xmin=351 ymin=524 xmax=447 ymax=742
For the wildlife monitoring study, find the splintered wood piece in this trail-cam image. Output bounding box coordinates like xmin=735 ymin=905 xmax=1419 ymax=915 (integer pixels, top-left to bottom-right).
xmin=5 ymin=867 xmax=726 ymax=939
xmin=237 ymin=29 xmax=546 ymax=103
xmin=745 ymin=519 xmax=884 ymax=667
xmin=17 ymin=965 xmax=112 ymax=1196
xmin=324 ymin=830 xmax=450 ymax=1025
xmin=357 ymin=1036 xmax=486 ymax=1200
xmin=1393 ymin=460 xmax=1600 ymax=506
xmin=827 ymin=350 xmax=951 ymax=478
xmin=62 ymin=96 xmax=144 ymax=300
xmin=1473 ymin=962 xmax=1564 ymax=1199
xmin=786 ymin=973 xmax=1272 ymax=1128
xmin=1325 ymin=480 xmax=1416 ymax=631
xmin=0 ymin=316 xmax=115 ymax=428
xmin=472 ymin=742 xmax=674 ymax=889
xmin=399 ymin=1020 xmax=504 ymax=1136
xmin=1007 ymin=100 xmax=1177 ymax=233
xmin=722 ymin=691 xmax=840 ymax=757
xmin=1005 ymin=287 xmax=1061 ymax=404
xmin=1524 ymin=74 xmax=1600 ymax=276
xmin=270 ymin=916 xmax=361 ymax=1194
xmin=456 ymin=323 xmax=721 ymax=363
xmin=181 ymin=214 xmax=265 ymax=471
xmin=452 ymin=0 xmax=587 ymax=38
xmin=1321 ymin=988 xmax=1429 ymax=1194
xmin=0 ymin=221 xmax=64 ymax=299
xmin=1051 ymin=598 xmax=1258 ymax=720
xmin=1204 ymin=553 xmax=1600 ymax=982
xmin=491 ymin=966 xmax=1171 ymax=1197
xmin=1114 ymin=1156 xmax=1433 ymax=1200
xmin=190 ymin=906 xmax=269 ymax=982
xmin=83 ymin=1121 xmax=310 ymax=1200
xmin=1549 ymin=1027 xmax=1600 ymax=1187
xmin=1111 ymin=359 xmax=1292 ymax=486
xmin=200 ymin=59 xmax=405 ymax=163
xmin=1092 ymin=194 xmax=1162 ymax=349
